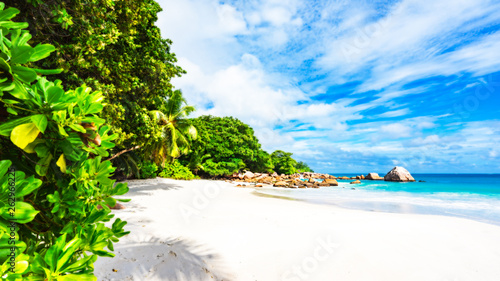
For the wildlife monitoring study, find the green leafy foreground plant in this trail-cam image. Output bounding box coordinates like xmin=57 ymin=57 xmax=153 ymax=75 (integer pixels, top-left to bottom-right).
xmin=0 ymin=3 xmax=129 ymax=280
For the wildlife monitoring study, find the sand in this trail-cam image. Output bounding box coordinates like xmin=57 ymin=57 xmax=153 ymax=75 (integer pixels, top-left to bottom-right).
xmin=94 ymin=178 xmax=500 ymax=281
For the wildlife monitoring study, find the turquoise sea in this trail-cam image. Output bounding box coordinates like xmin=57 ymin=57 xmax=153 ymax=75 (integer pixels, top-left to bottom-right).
xmin=256 ymin=174 xmax=500 ymax=226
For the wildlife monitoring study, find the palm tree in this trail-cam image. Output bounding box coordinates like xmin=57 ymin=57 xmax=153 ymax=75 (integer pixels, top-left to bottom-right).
xmin=187 ymin=151 xmax=211 ymax=175
xmin=147 ymin=90 xmax=197 ymax=165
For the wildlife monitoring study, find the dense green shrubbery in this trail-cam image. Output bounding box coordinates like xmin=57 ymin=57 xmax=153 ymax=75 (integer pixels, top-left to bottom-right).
xmin=296 ymin=161 xmax=314 ymax=173
xmin=180 ymin=116 xmax=274 ymax=176
xmin=0 ymin=4 xmax=128 ymax=280
xmin=270 ymin=150 xmax=298 ymax=175
xmin=181 ymin=116 xmax=313 ymax=176
xmin=158 ymin=161 xmax=196 ymax=180
xmin=139 ymin=161 xmax=158 ymax=179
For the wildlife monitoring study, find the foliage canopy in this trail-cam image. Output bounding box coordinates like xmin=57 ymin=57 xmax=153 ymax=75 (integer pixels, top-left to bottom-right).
xmin=5 ymin=0 xmax=185 ymax=150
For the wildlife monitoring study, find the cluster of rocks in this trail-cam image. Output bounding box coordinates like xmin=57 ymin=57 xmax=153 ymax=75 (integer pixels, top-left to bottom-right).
xmin=228 ymin=166 xmax=416 ymax=189
xmin=229 ymin=171 xmax=339 ymax=189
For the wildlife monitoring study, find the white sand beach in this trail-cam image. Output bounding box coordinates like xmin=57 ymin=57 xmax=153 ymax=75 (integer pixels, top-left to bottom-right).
xmin=95 ymin=178 xmax=500 ymax=281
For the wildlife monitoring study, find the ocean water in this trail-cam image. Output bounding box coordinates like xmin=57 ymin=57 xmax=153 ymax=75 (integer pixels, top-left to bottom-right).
xmin=255 ymin=174 xmax=500 ymax=226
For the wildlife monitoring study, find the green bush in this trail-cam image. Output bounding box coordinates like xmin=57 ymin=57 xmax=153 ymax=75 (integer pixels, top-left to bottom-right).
xmin=0 ymin=4 xmax=128 ymax=280
xmin=271 ymin=150 xmax=298 ymax=175
xmin=158 ymin=161 xmax=196 ymax=180
xmin=139 ymin=161 xmax=158 ymax=179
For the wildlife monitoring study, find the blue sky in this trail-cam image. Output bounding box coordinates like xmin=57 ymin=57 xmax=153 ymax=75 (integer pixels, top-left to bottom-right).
xmin=156 ymin=0 xmax=500 ymax=174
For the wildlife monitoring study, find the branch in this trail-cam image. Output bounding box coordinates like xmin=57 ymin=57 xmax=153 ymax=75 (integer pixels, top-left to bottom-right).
xmin=106 ymin=145 xmax=141 ymax=161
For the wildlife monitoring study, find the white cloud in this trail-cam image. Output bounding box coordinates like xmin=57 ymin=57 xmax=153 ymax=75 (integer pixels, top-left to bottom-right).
xmin=377 ymin=108 xmax=411 ymax=118
xmin=217 ymin=4 xmax=247 ymax=34
xmin=380 ymin=123 xmax=412 ymax=138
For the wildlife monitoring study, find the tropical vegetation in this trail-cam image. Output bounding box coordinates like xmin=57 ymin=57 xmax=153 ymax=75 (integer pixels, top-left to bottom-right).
xmin=178 ymin=116 xmax=313 ymax=177
xmin=5 ymin=0 xmax=186 ymax=163
xmin=0 ymin=4 xmax=128 ymax=279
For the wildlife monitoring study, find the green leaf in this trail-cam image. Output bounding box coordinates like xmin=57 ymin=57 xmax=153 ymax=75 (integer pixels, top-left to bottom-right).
xmin=0 ymin=160 xmax=12 ymax=177
xmin=10 ymin=79 xmax=29 ymax=100
xmin=0 ymin=202 xmax=39 ymax=224
xmin=29 ymin=44 xmax=55 ymax=62
xmin=1 ymin=99 xmax=19 ymax=104
xmin=10 ymin=122 xmax=40 ymax=149
xmin=58 ymin=124 xmax=68 ymax=137
xmin=0 ymin=57 xmax=11 ymax=72
xmin=0 ymin=21 xmax=29 ymax=30
xmin=104 ymin=197 xmax=116 ymax=207
xmin=60 ymin=254 xmax=95 ymax=273
xmin=86 ymin=103 xmax=103 ymax=114
xmin=33 ymin=68 xmax=63 ymax=75
xmin=15 ymin=176 xmax=42 ymax=198
xmin=0 ymin=81 xmax=15 ymax=91
xmin=47 ymin=86 xmax=64 ymax=104
xmin=12 ymin=65 xmax=37 ymax=84
xmin=34 ymin=144 xmax=49 ymax=158
xmin=16 ymin=31 xmax=32 ymax=46
xmin=113 ymin=183 xmax=129 ymax=196
xmin=56 ymin=236 xmax=81 ymax=271
xmin=31 ymin=115 xmax=48 ymax=133
xmin=69 ymin=124 xmax=86 ymax=133
xmin=0 ymin=7 xmax=19 ymax=21
xmin=0 ymin=116 xmax=31 ymax=136
xmin=10 ymin=45 xmax=33 ymax=64
xmin=6 ymin=107 xmax=17 ymax=115
xmin=35 ymin=153 xmax=52 ymax=176
xmin=44 ymin=234 xmax=66 ymax=271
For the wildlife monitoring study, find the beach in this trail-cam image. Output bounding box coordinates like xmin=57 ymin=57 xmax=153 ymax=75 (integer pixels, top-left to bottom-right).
xmin=95 ymin=178 xmax=500 ymax=281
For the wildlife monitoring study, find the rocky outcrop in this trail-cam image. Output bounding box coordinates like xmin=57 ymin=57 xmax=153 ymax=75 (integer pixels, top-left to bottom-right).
xmin=350 ymin=180 xmax=361 ymax=184
xmin=384 ymin=167 xmax=415 ymax=182
xmin=365 ymin=173 xmax=383 ymax=180
xmin=243 ymin=171 xmax=255 ymax=179
xmin=231 ymin=172 xmax=359 ymax=189
xmin=324 ymin=179 xmax=338 ymax=186
xmin=273 ymin=181 xmax=287 ymax=187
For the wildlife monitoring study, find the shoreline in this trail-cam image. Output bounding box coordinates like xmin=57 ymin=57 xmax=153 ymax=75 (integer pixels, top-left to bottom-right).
xmin=95 ymin=178 xmax=500 ymax=281
xmin=252 ymin=182 xmax=500 ymax=227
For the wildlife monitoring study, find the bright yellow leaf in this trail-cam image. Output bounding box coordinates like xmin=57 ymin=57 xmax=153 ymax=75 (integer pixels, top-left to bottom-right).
xmin=56 ymin=154 xmax=67 ymax=173
xmin=10 ymin=123 xmax=40 ymax=149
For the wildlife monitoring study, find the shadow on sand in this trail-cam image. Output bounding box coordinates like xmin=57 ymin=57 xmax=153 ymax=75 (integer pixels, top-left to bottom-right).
xmin=95 ymin=236 xmax=234 ymax=281
xmin=124 ymin=178 xmax=184 ymax=196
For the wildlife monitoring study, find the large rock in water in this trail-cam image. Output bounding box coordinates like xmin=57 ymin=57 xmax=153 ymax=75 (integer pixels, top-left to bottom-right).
xmin=384 ymin=166 xmax=415 ymax=182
